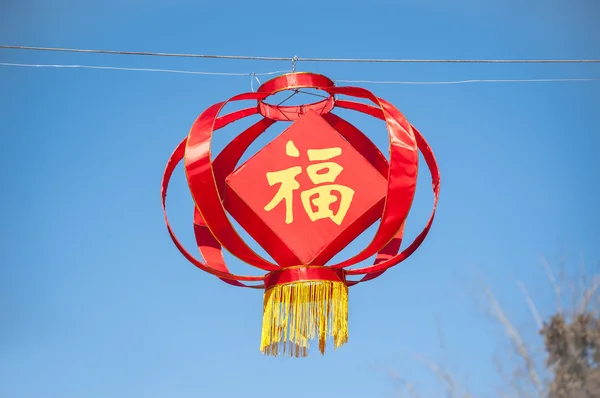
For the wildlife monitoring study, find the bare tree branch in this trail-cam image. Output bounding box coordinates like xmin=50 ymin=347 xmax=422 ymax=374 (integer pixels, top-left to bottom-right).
xmin=579 ymin=276 xmax=600 ymax=315
xmin=388 ymin=369 xmax=423 ymax=398
xmin=482 ymin=281 xmax=545 ymax=396
xmin=517 ymin=280 xmax=544 ymax=330
xmin=414 ymin=354 xmax=462 ymax=398
xmin=493 ymin=353 xmax=512 ymax=397
xmin=542 ymin=255 xmax=563 ymax=316
xmin=387 ymin=255 xmax=598 ymax=398
xmin=579 ymin=252 xmax=588 ymax=302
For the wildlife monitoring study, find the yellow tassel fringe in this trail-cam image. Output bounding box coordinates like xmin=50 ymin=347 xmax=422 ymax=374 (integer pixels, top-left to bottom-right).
xmin=260 ymin=280 xmax=348 ymax=357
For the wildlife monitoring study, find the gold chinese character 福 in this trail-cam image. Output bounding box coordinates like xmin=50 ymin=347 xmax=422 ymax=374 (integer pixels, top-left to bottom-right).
xmin=263 ymin=140 xmax=355 ymax=225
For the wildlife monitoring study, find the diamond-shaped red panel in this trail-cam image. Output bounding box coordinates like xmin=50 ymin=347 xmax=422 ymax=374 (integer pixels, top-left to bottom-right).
xmin=224 ymin=110 xmax=387 ymax=266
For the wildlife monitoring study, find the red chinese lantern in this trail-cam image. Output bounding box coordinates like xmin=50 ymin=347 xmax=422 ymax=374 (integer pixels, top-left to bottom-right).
xmin=161 ymin=72 xmax=440 ymax=357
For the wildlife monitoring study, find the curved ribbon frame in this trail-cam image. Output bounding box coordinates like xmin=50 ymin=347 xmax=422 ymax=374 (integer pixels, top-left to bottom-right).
xmin=162 ymin=72 xmax=440 ymax=288
xmin=161 ymin=111 xmax=266 ymax=288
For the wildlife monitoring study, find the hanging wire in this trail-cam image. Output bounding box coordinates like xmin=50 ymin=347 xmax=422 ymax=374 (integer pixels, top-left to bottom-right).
xmin=0 ymin=45 xmax=291 ymax=61
xmin=1 ymin=62 xmax=598 ymax=85
xmin=2 ymin=45 xmax=600 ymax=63
xmin=0 ymin=62 xmax=289 ymax=76
xmin=334 ymin=77 xmax=600 ymax=85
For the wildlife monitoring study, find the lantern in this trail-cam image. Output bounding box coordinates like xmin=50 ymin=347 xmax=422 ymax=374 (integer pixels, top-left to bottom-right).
xmin=161 ymin=72 xmax=440 ymax=357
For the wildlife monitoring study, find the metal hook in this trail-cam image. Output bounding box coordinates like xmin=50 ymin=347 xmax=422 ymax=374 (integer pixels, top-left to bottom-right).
xmin=292 ymin=55 xmax=298 ymax=73
xmin=250 ymin=72 xmax=261 ymax=92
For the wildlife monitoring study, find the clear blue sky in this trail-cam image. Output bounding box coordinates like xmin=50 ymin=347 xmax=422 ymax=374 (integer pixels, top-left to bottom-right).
xmin=1 ymin=1 xmax=599 ymax=397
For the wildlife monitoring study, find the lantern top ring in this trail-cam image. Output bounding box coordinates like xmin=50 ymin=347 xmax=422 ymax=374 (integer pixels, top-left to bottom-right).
xmin=256 ymin=72 xmax=335 ymax=95
xmin=257 ymin=96 xmax=335 ymax=121
xmin=256 ymin=72 xmax=336 ymax=121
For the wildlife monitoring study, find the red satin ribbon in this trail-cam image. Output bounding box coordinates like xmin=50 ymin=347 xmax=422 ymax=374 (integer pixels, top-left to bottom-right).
xmin=334 ymin=100 xmax=440 ymax=277
xmin=161 ymin=109 xmax=267 ymax=288
xmin=162 ymin=72 xmax=440 ymax=288
xmin=264 ymin=266 xmax=346 ymax=290
xmin=257 ymin=96 xmax=335 ymax=121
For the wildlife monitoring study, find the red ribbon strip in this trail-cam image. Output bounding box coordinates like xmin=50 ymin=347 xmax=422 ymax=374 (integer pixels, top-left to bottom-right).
xmin=264 ymin=266 xmax=346 ymax=290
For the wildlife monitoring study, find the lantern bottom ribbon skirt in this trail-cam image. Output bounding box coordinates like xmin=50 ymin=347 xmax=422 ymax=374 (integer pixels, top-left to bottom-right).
xmin=161 ymin=72 xmax=440 ymax=357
